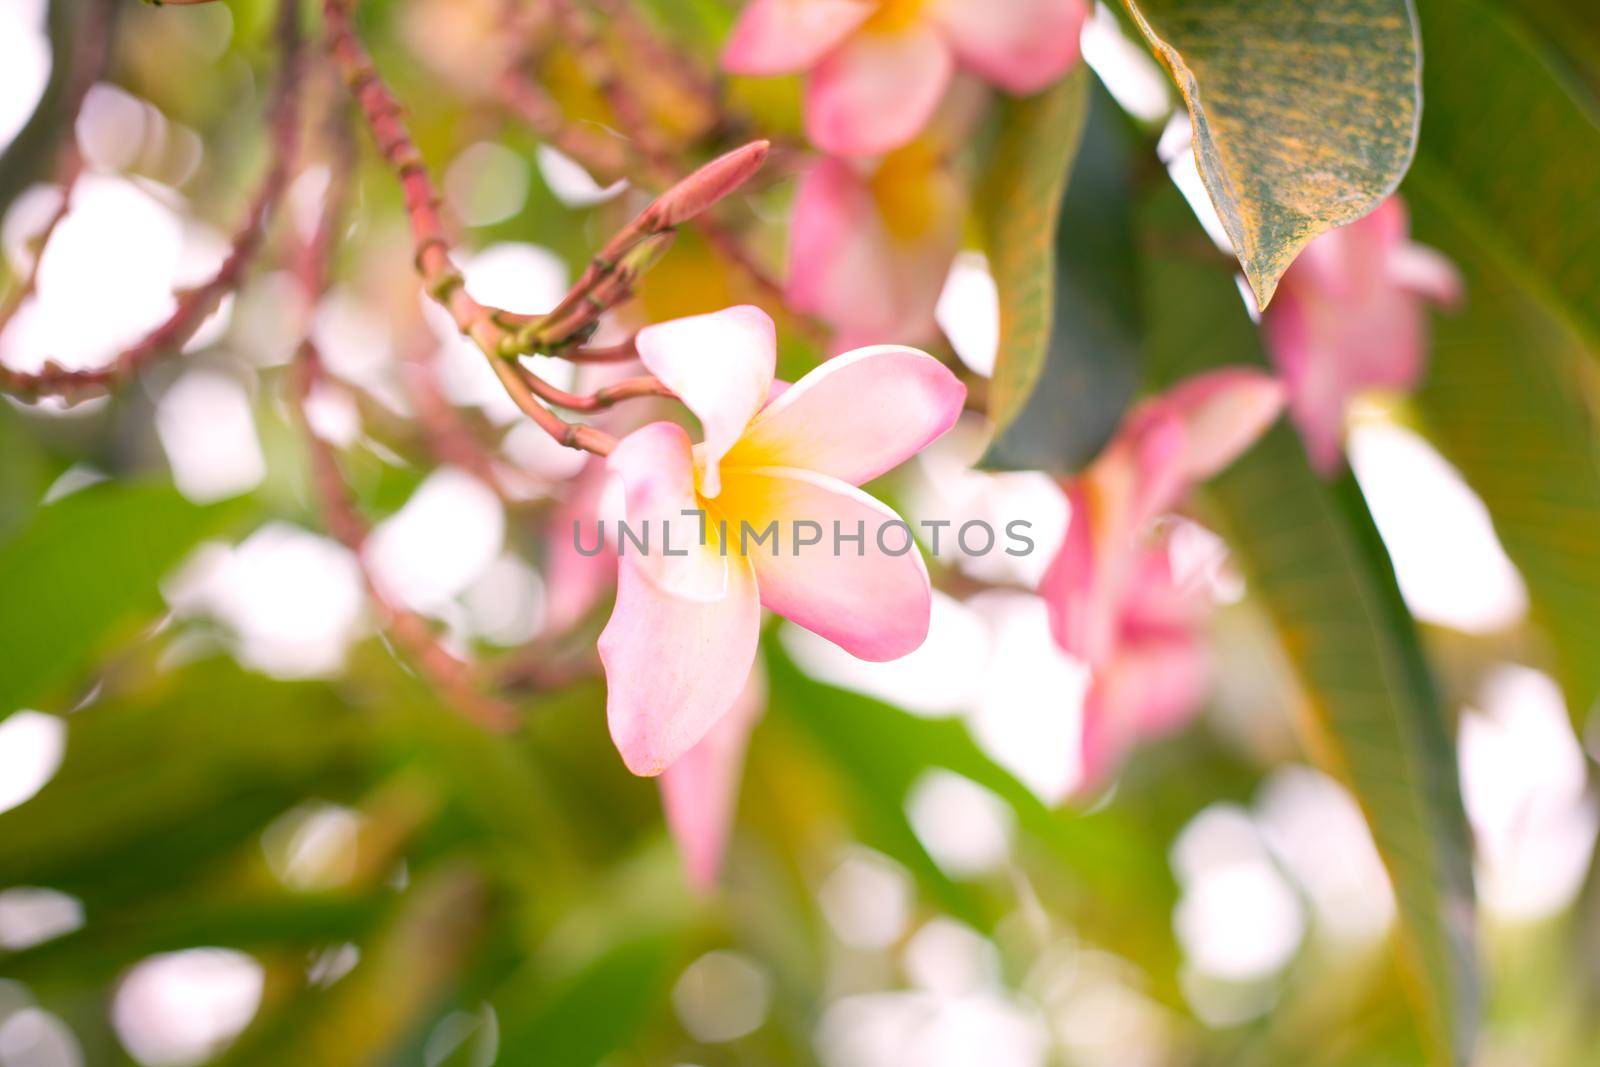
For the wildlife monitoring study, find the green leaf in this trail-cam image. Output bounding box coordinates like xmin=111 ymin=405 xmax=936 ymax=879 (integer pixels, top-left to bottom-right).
xmin=1125 ymin=0 xmax=1422 ymax=307
xmin=982 ymin=83 xmax=1142 ymax=473
xmin=765 ymin=643 xmax=1180 ymax=973
xmin=0 ymin=407 xmax=49 ymax=545
xmin=1404 ymin=0 xmax=1600 ymax=721
xmin=1408 ymin=205 xmax=1600 ymax=724
xmin=1142 ymin=193 xmax=1478 ymax=1066
xmin=0 ymin=481 xmax=236 ymax=718
xmin=0 ymin=657 xmax=377 ymax=904
xmin=1507 ymin=0 xmax=1600 ymax=95
xmin=1408 ymin=0 xmax=1600 ymax=352
xmin=496 ymin=932 xmax=677 ymax=1067
xmin=231 ymin=866 xmax=493 ymax=1067
xmin=977 ymin=66 xmax=1091 ymax=448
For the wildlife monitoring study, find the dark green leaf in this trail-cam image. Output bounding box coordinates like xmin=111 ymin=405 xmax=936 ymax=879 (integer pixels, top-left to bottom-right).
xmin=983 ymin=83 xmax=1142 ymax=473
xmin=1408 ymin=0 xmax=1600 ymax=352
xmin=0 ymin=481 xmax=237 ymax=718
xmin=1125 ymin=0 xmax=1422 ymax=307
xmin=1408 ymin=204 xmax=1600 ymax=724
xmin=1509 ymin=0 xmax=1600 ymax=95
xmin=1143 ymin=192 xmax=1478 ymax=1066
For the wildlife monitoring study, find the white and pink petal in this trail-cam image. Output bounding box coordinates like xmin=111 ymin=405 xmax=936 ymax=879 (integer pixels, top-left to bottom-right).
xmin=599 ymin=551 xmax=762 ymax=777
xmin=636 ymin=306 xmax=777 ymax=498
xmin=729 ymin=344 xmax=966 ymax=485
xmin=805 ymin=25 xmax=954 ymax=157
xmin=722 ymin=0 xmax=876 ymax=75
xmin=930 ymin=0 xmax=1087 ymax=94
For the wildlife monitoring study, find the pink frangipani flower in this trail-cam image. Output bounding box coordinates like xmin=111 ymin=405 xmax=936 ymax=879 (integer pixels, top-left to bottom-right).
xmin=788 ymin=145 xmax=962 ymax=350
xmin=598 ymin=304 xmax=966 ymax=777
xmin=1039 ymin=368 xmax=1285 ymax=785
xmin=1262 ymin=195 xmax=1463 ymax=474
xmin=723 ymin=0 xmax=1088 ymax=157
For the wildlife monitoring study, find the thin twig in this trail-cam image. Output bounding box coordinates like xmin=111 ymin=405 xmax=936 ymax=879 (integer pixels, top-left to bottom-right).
xmin=521 ymin=140 xmax=771 ymax=347
xmin=289 ymin=110 xmax=519 ymax=733
xmin=590 ymin=0 xmax=722 ymax=125
xmin=0 ymin=0 xmax=304 ymax=402
xmin=324 ymin=0 xmax=622 ymax=456
xmin=544 ymin=0 xmax=678 ymax=178
xmin=399 ymin=337 xmax=527 ymax=500
xmin=0 ymin=0 xmax=115 ymax=338
xmin=292 ymin=344 xmax=521 ymax=731
xmin=511 ymin=365 xmax=671 ymax=412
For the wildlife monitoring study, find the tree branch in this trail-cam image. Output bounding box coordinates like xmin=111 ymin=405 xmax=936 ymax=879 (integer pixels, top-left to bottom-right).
xmin=0 ymin=0 xmax=303 ymax=403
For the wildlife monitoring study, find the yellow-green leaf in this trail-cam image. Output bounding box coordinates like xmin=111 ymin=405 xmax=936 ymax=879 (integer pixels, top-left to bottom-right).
xmin=982 ymin=84 xmax=1143 ymax=473
xmin=977 ymin=66 xmax=1091 ymax=443
xmin=0 ymin=481 xmax=238 ymax=719
xmin=1125 ymin=0 xmax=1422 ymax=308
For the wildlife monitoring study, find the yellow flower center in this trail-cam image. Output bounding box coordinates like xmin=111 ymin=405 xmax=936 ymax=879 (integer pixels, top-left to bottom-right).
xmin=869 ymin=141 xmax=945 ymax=243
xmin=862 ymin=0 xmax=927 ymax=34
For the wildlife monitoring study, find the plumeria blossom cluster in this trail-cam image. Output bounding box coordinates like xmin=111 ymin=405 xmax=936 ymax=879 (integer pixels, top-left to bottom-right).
xmin=725 ymin=0 xmax=1089 ymax=347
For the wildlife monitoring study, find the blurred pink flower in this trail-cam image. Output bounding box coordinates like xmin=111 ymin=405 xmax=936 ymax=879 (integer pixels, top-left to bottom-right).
xmin=660 ymin=663 xmax=767 ymax=889
xmin=599 ymin=305 xmax=965 ymax=776
xmin=723 ymin=0 xmax=1087 ymax=156
xmin=788 ymin=146 xmax=962 ymax=350
xmin=1039 ymin=369 xmax=1284 ymax=785
xmin=1262 ymin=196 xmax=1463 ymax=474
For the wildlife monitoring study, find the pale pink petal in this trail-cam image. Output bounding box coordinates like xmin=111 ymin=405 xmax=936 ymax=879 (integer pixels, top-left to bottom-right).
xmin=1044 ymin=412 xmax=1195 ymax=667
xmin=599 ymin=551 xmax=761 ymax=776
xmin=1120 ymin=544 xmax=1208 ymax=639
xmin=718 ymin=466 xmax=932 ymax=660
xmin=1121 ymin=408 xmax=1192 ymax=535
xmin=929 ymin=0 xmax=1086 ymax=94
xmin=1264 ymin=196 xmax=1456 ymax=476
xmin=1389 ymin=242 xmax=1464 ymax=307
xmin=607 ymin=422 xmax=726 ymax=598
xmin=787 ymin=157 xmax=880 ymax=322
xmin=728 ymin=345 xmax=966 ymax=485
xmin=1077 ymin=683 xmax=1130 ymax=791
xmin=544 ymin=457 xmax=616 ymax=633
xmin=1040 ymin=481 xmax=1104 ymax=661
xmin=786 ymin=157 xmax=960 ymax=345
xmin=806 ymin=25 xmax=954 ymax=157
xmin=722 ymin=0 xmax=876 ymax=75
xmin=636 ymin=306 xmax=776 ymax=498
xmin=1158 ymin=368 xmax=1286 ymax=484
xmin=1262 ymin=293 xmax=1350 ymax=474
xmin=1117 ymin=638 xmax=1210 ymax=737
xmin=1079 ymin=635 xmax=1209 ymax=786
xmin=660 ymin=665 xmax=767 ymax=889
